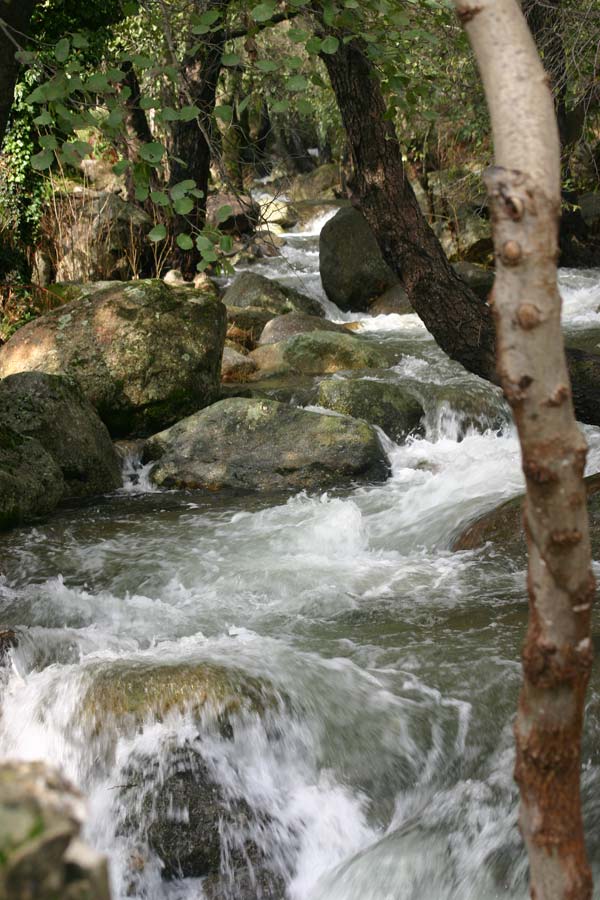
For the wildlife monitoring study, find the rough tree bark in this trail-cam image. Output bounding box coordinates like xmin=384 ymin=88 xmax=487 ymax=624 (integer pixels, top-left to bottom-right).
xmin=318 ymin=30 xmax=600 ymax=428
xmin=455 ymin=1 xmax=595 ymax=897
xmin=0 ymin=0 xmax=38 ymax=147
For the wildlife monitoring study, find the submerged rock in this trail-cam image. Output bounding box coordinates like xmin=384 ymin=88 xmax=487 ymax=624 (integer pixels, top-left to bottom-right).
xmin=250 ymin=331 xmax=390 ymax=378
xmin=0 ymin=280 xmax=227 ymax=438
xmin=316 ymin=379 xmax=424 ymax=442
xmin=143 ymin=397 xmax=389 ymax=492
xmin=0 ymin=372 xmax=121 ymax=500
xmin=0 ymin=761 xmax=111 ymax=900
xmin=452 ymin=472 xmax=600 ymax=552
xmin=258 ymin=312 xmax=348 ymax=346
xmin=0 ymin=425 xmax=64 ymax=530
xmin=223 ymin=272 xmax=324 ymax=319
xmin=319 ymin=207 xmax=400 ymax=312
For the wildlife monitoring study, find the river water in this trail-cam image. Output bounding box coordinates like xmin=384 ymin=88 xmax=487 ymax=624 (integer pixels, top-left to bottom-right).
xmin=1 ymin=215 xmax=600 ymax=900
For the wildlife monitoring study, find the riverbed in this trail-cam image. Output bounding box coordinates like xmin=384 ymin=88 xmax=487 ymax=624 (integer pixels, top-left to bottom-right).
xmin=2 ymin=216 xmax=600 ymax=900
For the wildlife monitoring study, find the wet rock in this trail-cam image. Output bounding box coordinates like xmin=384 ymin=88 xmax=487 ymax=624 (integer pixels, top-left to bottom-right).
xmin=319 ymin=207 xmax=400 ymax=313
xmin=0 ymin=372 xmax=121 ymax=500
xmin=82 ymin=660 xmax=276 ymax=733
xmin=579 ymin=192 xmax=600 ymax=233
xmin=143 ymin=398 xmax=389 ymax=492
xmin=368 ymin=284 xmax=412 ymax=316
xmin=259 ymin=198 xmax=299 ymax=229
xmin=221 ymin=347 xmax=257 ymax=383
xmin=316 ymin=379 xmax=424 ymax=442
xmin=0 ymin=629 xmax=17 ymax=665
xmin=223 ymin=272 xmax=324 ymax=319
xmin=565 ymin=328 xmax=600 ymax=355
xmin=163 ymin=268 xmax=187 ymax=285
xmin=227 ymin=306 xmax=276 ymax=350
xmin=249 ymin=331 xmax=390 ymax=378
xmin=0 ymin=280 xmax=227 ymax=438
xmin=121 ymin=746 xmax=286 ymax=896
xmin=0 ymin=760 xmax=111 ymax=900
xmin=452 ymin=472 xmax=600 ymax=552
xmin=289 ymin=163 xmax=341 ymax=201
xmin=258 ymin=312 xmax=348 ymax=346
xmin=0 ymin=425 xmax=64 ymax=530
xmin=452 ymin=261 xmax=494 ymax=300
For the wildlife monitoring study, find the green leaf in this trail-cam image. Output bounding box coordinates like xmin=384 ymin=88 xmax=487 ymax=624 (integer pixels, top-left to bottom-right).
xmin=150 ymin=190 xmax=171 ymax=206
xmin=320 ymin=36 xmax=339 ymax=54
xmin=216 ymin=204 xmax=233 ymax=224
xmin=220 ymin=235 xmax=233 ymax=253
xmin=139 ymin=142 xmax=165 ymax=164
xmin=174 ymin=197 xmax=194 ymax=215
xmin=148 ymin=224 xmax=167 ymax=242
xmin=286 ymin=75 xmax=308 ymax=92
xmin=33 ymin=111 xmax=53 ymax=126
xmin=271 ymin=100 xmax=290 ymax=113
xmin=179 ymin=105 xmax=200 ymax=121
xmin=39 ymin=135 xmax=58 ymax=150
xmin=222 ymin=53 xmax=241 ymax=67
xmin=170 ymin=179 xmax=196 ymax=200
xmin=176 ymin=233 xmax=194 ymax=250
xmin=85 ymin=73 xmax=112 ymax=92
xmin=214 ymin=104 xmax=233 ymax=123
xmin=54 ymin=38 xmax=70 ymax=63
xmin=256 ymin=60 xmax=279 ymax=73
xmin=30 ymin=149 xmax=54 ymax=170
xmin=71 ymin=33 xmax=89 ymax=49
xmin=140 ymin=96 xmax=159 ymax=110
xmin=201 ymin=248 xmax=218 ymax=262
xmin=196 ymin=234 xmax=214 ymax=251
xmin=113 ymin=159 xmax=130 ymax=175
xmin=251 ymin=1 xmax=276 ymax=22
xmin=199 ymin=9 xmax=221 ymax=24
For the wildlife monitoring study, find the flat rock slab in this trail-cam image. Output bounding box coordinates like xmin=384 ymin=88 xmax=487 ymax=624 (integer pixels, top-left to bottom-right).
xmin=250 ymin=331 xmax=390 ymax=378
xmin=143 ymin=397 xmax=390 ymax=492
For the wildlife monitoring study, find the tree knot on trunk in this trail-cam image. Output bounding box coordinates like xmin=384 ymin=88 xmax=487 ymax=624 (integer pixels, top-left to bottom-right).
xmin=455 ymin=3 xmax=483 ymax=24
xmin=523 ymin=459 xmax=557 ymax=484
xmin=523 ymin=635 xmax=593 ymax=689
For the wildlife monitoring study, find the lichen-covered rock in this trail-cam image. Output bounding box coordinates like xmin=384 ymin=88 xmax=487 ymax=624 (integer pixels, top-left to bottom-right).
xmin=143 ymin=398 xmax=389 ymax=492
xmin=221 ymin=347 xmax=257 ymax=383
xmin=250 ymin=331 xmax=390 ymax=378
xmin=319 ymin=207 xmax=400 ymax=312
xmin=316 ymin=379 xmax=424 ymax=442
xmin=223 ymin=272 xmax=324 ymax=319
xmin=259 ymin=312 xmax=348 ymax=346
xmin=0 ymin=280 xmax=227 ymax=437
xmin=289 ymin=163 xmax=341 ymax=201
xmin=0 ymin=372 xmax=121 ymax=499
xmin=0 ymin=425 xmax=64 ymax=530
xmin=0 ymin=761 xmax=111 ymax=900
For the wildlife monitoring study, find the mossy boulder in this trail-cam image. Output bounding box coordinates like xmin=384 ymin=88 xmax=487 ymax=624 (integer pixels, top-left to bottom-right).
xmin=0 ymin=372 xmax=121 ymax=500
xmin=316 ymin=379 xmax=424 ymax=442
xmin=0 ymin=425 xmax=64 ymax=530
xmin=565 ymin=329 xmax=600 ymax=355
xmin=82 ymin=660 xmax=277 ymax=732
xmin=452 ymin=472 xmax=600 ymax=552
xmin=258 ymin=312 xmax=348 ymax=346
xmin=223 ymin=272 xmax=324 ymax=319
xmin=289 ymin=163 xmax=341 ymax=201
xmin=250 ymin=331 xmax=390 ymax=378
xmin=143 ymin=397 xmax=389 ymax=492
xmin=319 ymin=207 xmax=400 ymax=312
xmin=0 ymin=280 xmax=227 ymax=438
xmin=0 ymin=761 xmax=110 ymax=900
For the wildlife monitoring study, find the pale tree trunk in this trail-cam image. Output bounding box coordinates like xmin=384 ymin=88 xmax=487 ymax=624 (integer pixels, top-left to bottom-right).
xmin=454 ymin=1 xmax=595 ymax=897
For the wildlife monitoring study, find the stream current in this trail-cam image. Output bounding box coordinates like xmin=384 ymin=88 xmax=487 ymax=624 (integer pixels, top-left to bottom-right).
xmin=2 ymin=213 xmax=600 ymax=899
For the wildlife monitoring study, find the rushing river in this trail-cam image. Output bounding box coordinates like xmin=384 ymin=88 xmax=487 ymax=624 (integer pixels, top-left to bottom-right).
xmin=2 ymin=213 xmax=600 ymax=899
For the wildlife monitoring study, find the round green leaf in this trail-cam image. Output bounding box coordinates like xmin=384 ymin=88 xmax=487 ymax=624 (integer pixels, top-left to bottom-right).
xmin=148 ymin=224 xmax=167 ymax=242
xmin=176 ymin=233 xmax=194 ymax=250
xmin=174 ymin=197 xmax=194 ymax=215
xmin=54 ymin=38 xmax=70 ymax=63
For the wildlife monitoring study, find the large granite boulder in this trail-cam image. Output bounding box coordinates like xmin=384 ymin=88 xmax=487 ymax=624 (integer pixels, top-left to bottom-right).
xmin=319 ymin=207 xmax=400 ymax=312
xmin=258 ymin=312 xmax=348 ymax=346
xmin=0 ymin=761 xmax=111 ymax=900
xmin=0 ymin=280 xmax=227 ymax=437
xmin=316 ymin=379 xmax=424 ymax=442
xmin=0 ymin=424 xmax=64 ymax=530
xmin=0 ymin=372 xmax=121 ymax=499
xmin=143 ymin=398 xmax=389 ymax=492
xmin=223 ymin=272 xmax=324 ymax=319
xmin=250 ymin=331 xmax=390 ymax=378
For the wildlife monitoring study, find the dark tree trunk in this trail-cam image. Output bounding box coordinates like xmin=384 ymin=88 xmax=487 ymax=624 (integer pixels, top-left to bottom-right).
xmin=319 ymin=33 xmax=600 ymax=427
xmin=169 ymin=25 xmax=226 ymax=276
xmin=0 ymin=0 xmax=38 ymax=147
